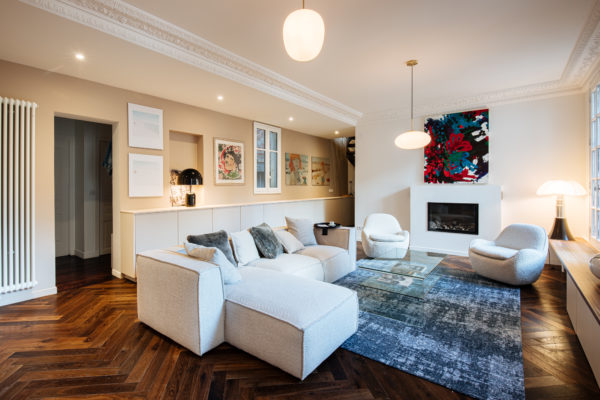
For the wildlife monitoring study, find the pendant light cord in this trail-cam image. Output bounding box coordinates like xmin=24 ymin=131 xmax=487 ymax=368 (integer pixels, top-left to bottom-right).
xmin=410 ymin=64 xmax=414 ymax=130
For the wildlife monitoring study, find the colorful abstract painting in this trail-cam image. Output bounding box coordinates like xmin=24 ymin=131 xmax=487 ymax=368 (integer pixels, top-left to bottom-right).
xmin=311 ymin=156 xmax=331 ymax=186
xmin=285 ymin=153 xmax=309 ymax=185
xmin=424 ymin=109 xmax=489 ymax=183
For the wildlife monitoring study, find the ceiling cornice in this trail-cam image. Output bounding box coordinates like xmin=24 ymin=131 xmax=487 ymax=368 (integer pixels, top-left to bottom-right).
xmin=362 ymin=0 xmax=600 ymax=124
xmin=562 ymin=0 xmax=600 ymax=84
xmin=19 ymin=0 xmax=363 ymax=126
xmin=360 ymin=81 xmax=585 ymax=125
xmin=18 ymin=0 xmax=600 ymax=126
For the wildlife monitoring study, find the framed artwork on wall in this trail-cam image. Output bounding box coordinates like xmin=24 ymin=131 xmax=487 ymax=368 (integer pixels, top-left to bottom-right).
xmin=311 ymin=156 xmax=331 ymax=186
xmin=128 ymin=103 xmax=163 ymax=150
xmin=424 ymin=109 xmax=489 ymax=183
xmin=214 ymin=138 xmax=244 ymax=185
xmin=285 ymin=153 xmax=309 ymax=185
xmin=169 ymin=169 xmax=186 ymax=206
xmin=128 ymin=153 xmax=163 ymax=197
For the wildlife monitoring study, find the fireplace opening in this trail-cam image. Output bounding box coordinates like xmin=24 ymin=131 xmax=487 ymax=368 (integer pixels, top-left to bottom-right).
xmin=427 ymin=202 xmax=478 ymax=235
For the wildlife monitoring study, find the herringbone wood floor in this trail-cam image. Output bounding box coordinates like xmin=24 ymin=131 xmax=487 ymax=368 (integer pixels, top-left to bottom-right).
xmin=1 ymin=250 xmax=599 ymax=399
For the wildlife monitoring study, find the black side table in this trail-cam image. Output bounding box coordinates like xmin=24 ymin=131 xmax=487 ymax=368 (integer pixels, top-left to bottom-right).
xmin=314 ymin=222 xmax=341 ymax=236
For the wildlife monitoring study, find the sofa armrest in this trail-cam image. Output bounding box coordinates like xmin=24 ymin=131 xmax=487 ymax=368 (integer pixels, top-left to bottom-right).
xmin=136 ymin=250 xmax=225 ymax=356
xmin=314 ymin=226 xmax=356 ymax=271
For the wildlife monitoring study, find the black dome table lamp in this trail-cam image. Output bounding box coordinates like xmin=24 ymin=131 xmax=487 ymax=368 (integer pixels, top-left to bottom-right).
xmin=177 ymin=168 xmax=203 ymax=207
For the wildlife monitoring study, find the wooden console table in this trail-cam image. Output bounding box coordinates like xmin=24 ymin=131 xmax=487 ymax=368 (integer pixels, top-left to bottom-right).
xmin=550 ymin=239 xmax=600 ymax=387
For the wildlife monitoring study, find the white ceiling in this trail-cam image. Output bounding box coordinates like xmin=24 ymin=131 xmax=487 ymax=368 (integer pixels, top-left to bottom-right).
xmin=1 ymin=0 xmax=598 ymax=137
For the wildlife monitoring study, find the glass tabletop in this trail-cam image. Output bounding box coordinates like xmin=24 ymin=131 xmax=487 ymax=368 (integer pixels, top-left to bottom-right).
xmin=359 ymin=249 xmax=445 ymax=280
xmin=356 ymin=249 xmax=446 ymax=299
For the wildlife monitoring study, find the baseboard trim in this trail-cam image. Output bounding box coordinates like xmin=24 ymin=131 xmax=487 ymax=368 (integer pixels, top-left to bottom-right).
xmin=111 ymin=269 xmax=122 ymax=279
xmin=409 ymin=245 xmax=467 ymax=257
xmin=73 ymin=249 xmax=100 ymax=259
xmin=0 ymin=286 xmax=58 ymax=307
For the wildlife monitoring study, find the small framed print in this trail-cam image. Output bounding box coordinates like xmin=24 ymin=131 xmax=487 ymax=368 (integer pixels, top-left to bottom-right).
xmin=128 ymin=103 xmax=163 ymax=150
xmin=214 ymin=138 xmax=244 ymax=185
xmin=128 ymin=153 xmax=163 ymax=197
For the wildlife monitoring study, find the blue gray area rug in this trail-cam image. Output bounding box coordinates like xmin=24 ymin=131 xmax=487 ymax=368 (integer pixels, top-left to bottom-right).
xmin=335 ymin=262 xmax=524 ymax=400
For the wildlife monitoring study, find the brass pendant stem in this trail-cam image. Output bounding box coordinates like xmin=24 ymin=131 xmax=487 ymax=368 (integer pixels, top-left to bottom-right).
xmin=406 ymin=60 xmax=418 ymax=131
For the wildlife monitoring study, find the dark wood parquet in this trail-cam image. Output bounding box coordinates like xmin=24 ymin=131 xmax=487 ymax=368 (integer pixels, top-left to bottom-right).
xmin=0 ymin=247 xmax=599 ymax=399
xmin=55 ymin=254 xmax=113 ymax=292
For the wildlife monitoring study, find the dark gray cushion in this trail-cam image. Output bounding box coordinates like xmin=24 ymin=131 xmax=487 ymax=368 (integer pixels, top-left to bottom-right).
xmin=249 ymin=223 xmax=284 ymax=259
xmin=187 ymin=230 xmax=236 ymax=265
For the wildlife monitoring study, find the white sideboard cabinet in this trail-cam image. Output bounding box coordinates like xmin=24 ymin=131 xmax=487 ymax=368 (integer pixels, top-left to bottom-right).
xmin=120 ymin=196 xmax=354 ymax=279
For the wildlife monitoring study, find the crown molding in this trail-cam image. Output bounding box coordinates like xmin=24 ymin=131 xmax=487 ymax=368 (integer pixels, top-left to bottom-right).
xmin=19 ymin=0 xmax=600 ymax=126
xmin=361 ymin=0 xmax=600 ymax=125
xmin=360 ymin=81 xmax=584 ymax=125
xmin=19 ymin=0 xmax=362 ymax=126
xmin=563 ymin=0 xmax=600 ymax=85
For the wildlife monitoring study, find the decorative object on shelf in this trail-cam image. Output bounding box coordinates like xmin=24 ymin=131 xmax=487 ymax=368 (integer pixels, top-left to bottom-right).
xmin=177 ymin=168 xmax=203 ymax=207
xmin=283 ymin=0 xmax=325 ymax=62
xmin=424 ymin=109 xmax=489 ymax=183
xmin=314 ymin=221 xmax=341 ymax=235
xmin=214 ymin=138 xmax=244 ymax=185
xmin=128 ymin=103 xmax=163 ymax=150
xmin=589 ymin=254 xmax=600 ymax=279
xmin=311 ymin=156 xmax=330 ymax=186
xmin=128 ymin=153 xmax=163 ymax=197
xmin=346 ymin=136 xmax=355 ymax=166
xmin=394 ymin=60 xmax=431 ymax=150
xmin=285 ymin=153 xmax=309 ymax=185
xmin=169 ymin=169 xmax=186 ymax=206
xmin=536 ymin=180 xmax=586 ymax=240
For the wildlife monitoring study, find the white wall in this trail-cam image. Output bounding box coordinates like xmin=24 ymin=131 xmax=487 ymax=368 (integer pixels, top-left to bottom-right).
xmin=356 ymin=93 xmax=589 ymax=242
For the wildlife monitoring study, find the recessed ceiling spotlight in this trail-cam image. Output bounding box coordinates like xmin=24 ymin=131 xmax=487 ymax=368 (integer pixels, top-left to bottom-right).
xmin=75 ymin=53 xmax=85 ymax=61
xmin=217 ymin=95 xmax=224 ymax=101
xmin=334 ymin=130 xmax=339 ymax=135
xmin=289 ymin=116 xmax=294 ymax=121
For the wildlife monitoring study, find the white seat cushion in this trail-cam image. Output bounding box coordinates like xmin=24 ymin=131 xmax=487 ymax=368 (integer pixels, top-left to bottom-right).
xmin=369 ymin=232 xmax=407 ymax=242
xmin=224 ymin=268 xmax=358 ymax=379
xmin=296 ymin=245 xmax=349 ymax=282
xmin=470 ymin=243 xmax=518 ymax=260
xmin=246 ymin=253 xmax=324 ymax=281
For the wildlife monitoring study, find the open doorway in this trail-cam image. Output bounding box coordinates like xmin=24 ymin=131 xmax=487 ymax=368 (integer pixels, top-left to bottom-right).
xmin=54 ymin=117 xmax=113 ymax=291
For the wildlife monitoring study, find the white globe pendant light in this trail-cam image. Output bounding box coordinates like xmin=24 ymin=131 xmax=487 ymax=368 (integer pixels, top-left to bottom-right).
xmin=394 ymin=60 xmax=431 ymax=149
xmin=283 ymin=1 xmax=325 ymax=62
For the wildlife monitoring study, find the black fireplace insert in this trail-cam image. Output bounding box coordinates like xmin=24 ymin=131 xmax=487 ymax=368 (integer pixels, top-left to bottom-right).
xmin=427 ymin=202 xmax=479 ymax=235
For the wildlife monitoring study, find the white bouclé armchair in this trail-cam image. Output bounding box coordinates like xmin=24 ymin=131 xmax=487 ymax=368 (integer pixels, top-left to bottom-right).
xmin=469 ymin=223 xmax=548 ymax=286
xmin=361 ymin=213 xmax=410 ymax=258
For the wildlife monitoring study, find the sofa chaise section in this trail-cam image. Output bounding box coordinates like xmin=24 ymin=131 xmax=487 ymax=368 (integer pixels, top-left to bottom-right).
xmin=136 ymin=245 xmax=359 ymax=380
xmin=225 ymin=268 xmax=358 ymax=380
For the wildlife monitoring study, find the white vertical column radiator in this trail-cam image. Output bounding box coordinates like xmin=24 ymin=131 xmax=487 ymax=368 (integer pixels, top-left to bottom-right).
xmin=1 ymin=97 xmax=37 ymax=294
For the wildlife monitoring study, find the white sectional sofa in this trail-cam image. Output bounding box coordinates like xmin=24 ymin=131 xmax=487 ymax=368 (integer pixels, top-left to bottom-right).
xmin=136 ymin=227 xmax=358 ymax=380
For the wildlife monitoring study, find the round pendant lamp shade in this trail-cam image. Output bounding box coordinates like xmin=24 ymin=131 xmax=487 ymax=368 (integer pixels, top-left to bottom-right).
xmin=394 ymin=130 xmax=432 ymax=150
xmin=283 ymin=8 xmax=325 ymax=62
xmin=394 ymin=59 xmax=431 ymax=150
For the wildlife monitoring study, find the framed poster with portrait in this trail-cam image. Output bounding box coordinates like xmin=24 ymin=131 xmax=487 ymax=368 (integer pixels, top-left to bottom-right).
xmin=214 ymin=138 xmax=244 ymax=185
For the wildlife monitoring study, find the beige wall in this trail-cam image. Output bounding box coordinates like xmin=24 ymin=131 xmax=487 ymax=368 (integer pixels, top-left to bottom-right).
xmin=0 ymin=60 xmax=337 ymax=301
xmin=356 ymin=92 xmax=589 ymax=244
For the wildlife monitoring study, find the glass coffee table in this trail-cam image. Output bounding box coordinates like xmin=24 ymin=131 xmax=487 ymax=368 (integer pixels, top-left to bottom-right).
xmin=357 ymin=248 xmax=445 ymax=298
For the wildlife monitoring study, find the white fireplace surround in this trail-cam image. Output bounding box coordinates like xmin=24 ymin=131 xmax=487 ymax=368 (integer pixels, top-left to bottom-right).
xmin=410 ymin=184 xmax=502 ymax=256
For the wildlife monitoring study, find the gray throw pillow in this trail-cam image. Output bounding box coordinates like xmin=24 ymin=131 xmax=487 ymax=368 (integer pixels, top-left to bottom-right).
xmin=285 ymin=216 xmax=317 ymax=246
xmin=187 ymin=230 xmax=236 ymax=265
xmin=249 ymin=223 xmax=284 ymax=259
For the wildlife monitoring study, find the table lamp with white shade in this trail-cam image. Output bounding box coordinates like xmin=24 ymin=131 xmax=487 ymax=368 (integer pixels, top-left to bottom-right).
xmin=536 ymin=180 xmax=586 ymax=240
